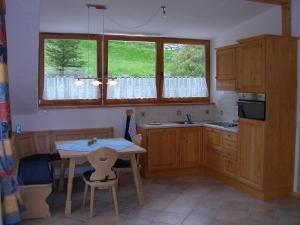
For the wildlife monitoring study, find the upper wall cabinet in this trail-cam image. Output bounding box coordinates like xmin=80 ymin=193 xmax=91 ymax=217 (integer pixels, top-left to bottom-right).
xmin=236 ymin=40 xmax=266 ymax=93
xmin=216 ymin=45 xmax=238 ymax=91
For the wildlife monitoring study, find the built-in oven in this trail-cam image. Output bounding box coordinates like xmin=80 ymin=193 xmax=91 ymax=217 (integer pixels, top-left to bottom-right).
xmin=237 ymin=93 xmax=266 ymax=121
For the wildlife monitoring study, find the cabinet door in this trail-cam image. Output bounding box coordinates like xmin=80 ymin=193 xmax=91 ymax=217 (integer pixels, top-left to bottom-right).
xmin=179 ymin=128 xmax=202 ymax=168
xmin=237 ymin=40 xmax=265 ymax=93
xmin=216 ymin=47 xmax=237 ymax=91
xmin=237 ymin=119 xmax=265 ymax=189
xmin=204 ymin=148 xmax=224 ymax=173
xmin=224 ymin=158 xmax=237 ymax=178
xmin=147 ymin=129 xmax=179 ymax=171
xmin=204 ymin=128 xmax=222 ymax=151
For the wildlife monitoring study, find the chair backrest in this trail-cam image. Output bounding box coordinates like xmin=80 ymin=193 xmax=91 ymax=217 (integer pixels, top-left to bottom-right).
xmin=132 ymin=134 xmax=142 ymax=146
xmin=87 ymin=147 xmax=118 ymax=181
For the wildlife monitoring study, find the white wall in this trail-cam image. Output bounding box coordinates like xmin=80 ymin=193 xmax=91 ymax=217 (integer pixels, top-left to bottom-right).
xmin=6 ymin=0 xmax=218 ymax=137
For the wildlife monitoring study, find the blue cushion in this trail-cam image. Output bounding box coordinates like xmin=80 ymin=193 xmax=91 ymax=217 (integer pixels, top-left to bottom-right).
xmin=21 ymin=153 xmax=61 ymax=162
xmin=18 ymin=157 xmax=53 ymax=185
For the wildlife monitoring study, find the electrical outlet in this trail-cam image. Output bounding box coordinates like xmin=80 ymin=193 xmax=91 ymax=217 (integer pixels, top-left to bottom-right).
xmin=176 ymin=110 xmax=182 ymax=116
xmin=141 ymin=112 xmax=146 ymax=117
xmin=205 ymin=109 xmax=210 ymax=115
xmin=16 ymin=124 xmax=22 ymax=134
xmin=220 ymin=110 xmax=223 ymax=116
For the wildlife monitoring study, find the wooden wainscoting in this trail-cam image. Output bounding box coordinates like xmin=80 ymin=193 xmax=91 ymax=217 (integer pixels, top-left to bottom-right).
xmin=13 ymin=127 xmax=114 ymax=159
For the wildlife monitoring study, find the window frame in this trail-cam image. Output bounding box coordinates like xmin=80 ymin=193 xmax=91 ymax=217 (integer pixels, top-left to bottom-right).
xmin=39 ymin=33 xmax=102 ymax=107
xmin=38 ymin=33 xmax=211 ymax=107
xmin=160 ymin=38 xmax=211 ymax=104
xmin=103 ymin=35 xmax=160 ymax=105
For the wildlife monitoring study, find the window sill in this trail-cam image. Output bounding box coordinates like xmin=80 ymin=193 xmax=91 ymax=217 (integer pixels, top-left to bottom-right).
xmin=38 ymin=100 xmax=215 ymax=109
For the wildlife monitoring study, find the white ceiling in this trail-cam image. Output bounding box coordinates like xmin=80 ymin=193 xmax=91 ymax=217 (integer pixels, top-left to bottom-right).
xmin=40 ymin=0 xmax=275 ymax=39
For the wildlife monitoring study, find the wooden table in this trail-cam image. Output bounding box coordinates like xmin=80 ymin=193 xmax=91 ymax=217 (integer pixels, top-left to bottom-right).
xmin=55 ymin=138 xmax=146 ymax=215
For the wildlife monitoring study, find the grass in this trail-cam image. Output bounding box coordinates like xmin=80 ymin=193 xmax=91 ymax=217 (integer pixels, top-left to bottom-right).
xmin=46 ymin=40 xmax=199 ymax=78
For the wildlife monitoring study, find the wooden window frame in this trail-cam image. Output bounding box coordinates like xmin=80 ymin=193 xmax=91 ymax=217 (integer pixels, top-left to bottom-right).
xmin=38 ymin=33 xmax=211 ymax=107
xmin=39 ymin=33 xmax=102 ymax=107
xmin=159 ymin=38 xmax=211 ymax=104
xmin=103 ymin=35 xmax=160 ymax=105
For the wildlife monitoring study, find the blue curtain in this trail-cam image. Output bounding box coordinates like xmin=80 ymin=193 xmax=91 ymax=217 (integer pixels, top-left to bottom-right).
xmin=0 ymin=1 xmax=25 ymax=224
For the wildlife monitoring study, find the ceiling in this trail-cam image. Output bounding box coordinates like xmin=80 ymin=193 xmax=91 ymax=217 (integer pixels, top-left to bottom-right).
xmin=40 ymin=0 xmax=274 ymax=39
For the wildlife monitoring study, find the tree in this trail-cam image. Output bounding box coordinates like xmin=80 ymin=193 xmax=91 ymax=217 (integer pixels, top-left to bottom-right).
xmin=168 ymin=45 xmax=205 ymax=77
xmin=45 ymin=40 xmax=86 ymax=76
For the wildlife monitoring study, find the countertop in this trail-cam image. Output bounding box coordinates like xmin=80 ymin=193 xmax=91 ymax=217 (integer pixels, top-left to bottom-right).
xmin=138 ymin=121 xmax=238 ymax=133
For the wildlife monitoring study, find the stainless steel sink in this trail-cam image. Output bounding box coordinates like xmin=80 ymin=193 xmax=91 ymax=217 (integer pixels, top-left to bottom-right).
xmin=206 ymin=121 xmax=238 ymax=128
xmin=172 ymin=121 xmax=194 ymax=124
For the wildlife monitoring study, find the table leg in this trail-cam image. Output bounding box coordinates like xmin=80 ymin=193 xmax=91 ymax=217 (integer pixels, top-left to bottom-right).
xmin=65 ymin=158 xmax=76 ymax=215
xmin=130 ymin=154 xmax=144 ymax=205
xmin=58 ymin=159 xmax=66 ymax=192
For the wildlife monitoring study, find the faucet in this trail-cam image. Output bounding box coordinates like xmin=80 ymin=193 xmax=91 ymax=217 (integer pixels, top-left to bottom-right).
xmin=186 ymin=114 xmax=192 ymax=124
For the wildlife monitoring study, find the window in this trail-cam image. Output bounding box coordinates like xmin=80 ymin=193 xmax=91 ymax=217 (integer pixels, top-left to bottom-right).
xmin=39 ymin=34 xmax=100 ymax=106
xmin=163 ymin=42 xmax=208 ymax=98
xmin=39 ymin=33 xmax=210 ymax=107
xmin=106 ymin=39 xmax=157 ymax=100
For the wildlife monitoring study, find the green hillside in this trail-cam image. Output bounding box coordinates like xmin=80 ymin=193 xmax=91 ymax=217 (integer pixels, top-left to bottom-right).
xmin=45 ymin=39 xmax=205 ymax=78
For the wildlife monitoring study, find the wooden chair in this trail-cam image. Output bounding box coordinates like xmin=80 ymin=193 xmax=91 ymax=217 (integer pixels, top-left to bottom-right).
xmin=82 ymin=147 xmax=119 ymax=218
xmin=113 ymin=134 xmax=142 ymax=182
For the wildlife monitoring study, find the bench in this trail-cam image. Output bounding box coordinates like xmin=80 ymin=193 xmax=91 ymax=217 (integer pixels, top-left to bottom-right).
xmin=13 ymin=127 xmax=113 ymax=219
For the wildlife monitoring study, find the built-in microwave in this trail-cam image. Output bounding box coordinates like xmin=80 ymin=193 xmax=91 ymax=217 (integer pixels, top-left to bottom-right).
xmin=237 ymin=93 xmax=266 ymax=121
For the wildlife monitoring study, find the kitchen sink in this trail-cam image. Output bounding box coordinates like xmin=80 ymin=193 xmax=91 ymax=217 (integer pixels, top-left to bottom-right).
xmin=172 ymin=121 xmax=194 ymax=124
xmin=206 ymin=121 xmax=238 ymax=128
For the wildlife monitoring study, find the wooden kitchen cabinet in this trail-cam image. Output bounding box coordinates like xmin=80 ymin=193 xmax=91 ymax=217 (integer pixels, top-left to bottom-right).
xmin=205 ymin=148 xmax=224 ymax=173
xmin=237 ymin=119 xmax=265 ymax=190
xmin=224 ymin=158 xmax=237 ymax=178
xmin=203 ymin=127 xmax=237 ymax=176
xmin=179 ymin=127 xmax=202 ymax=168
xmin=147 ymin=128 xmax=179 ymax=171
xmin=140 ymin=127 xmax=202 ymax=177
xmin=216 ymin=45 xmax=238 ymax=91
xmin=205 ymin=127 xmax=222 ymax=151
xmin=236 ymin=39 xmax=265 ymax=92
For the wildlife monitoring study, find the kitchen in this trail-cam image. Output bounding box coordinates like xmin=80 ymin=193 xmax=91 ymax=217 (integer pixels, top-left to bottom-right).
xmin=2 ymin=0 xmax=300 ymax=225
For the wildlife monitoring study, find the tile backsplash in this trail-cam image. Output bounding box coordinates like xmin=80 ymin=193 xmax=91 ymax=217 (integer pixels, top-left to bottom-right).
xmin=135 ymin=104 xmax=219 ymax=125
xmin=214 ymin=91 xmax=239 ymax=122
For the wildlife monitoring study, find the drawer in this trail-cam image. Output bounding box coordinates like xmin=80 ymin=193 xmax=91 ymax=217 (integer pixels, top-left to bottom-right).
xmin=222 ymin=138 xmax=237 ymax=151
xmin=224 ymin=158 xmax=237 ymax=177
xmin=206 ymin=129 xmax=222 ymax=148
xmin=222 ymin=132 xmax=237 ymax=142
xmin=224 ymin=149 xmax=237 ymax=160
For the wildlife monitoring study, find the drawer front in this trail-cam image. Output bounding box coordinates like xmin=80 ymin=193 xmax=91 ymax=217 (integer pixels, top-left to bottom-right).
xmin=224 ymin=158 xmax=237 ymax=177
xmin=206 ymin=129 xmax=222 ymax=150
xmin=222 ymin=138 xmax=237 ymax=151
xmin=222 ymin=132 xmax=237 ymax=142
xmin=224 ymin=149 xmax=237 ymax=160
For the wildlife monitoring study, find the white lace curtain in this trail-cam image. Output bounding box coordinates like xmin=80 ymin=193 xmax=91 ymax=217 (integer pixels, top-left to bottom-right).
xmin=43 ymin=76 xmax=208 ymax=100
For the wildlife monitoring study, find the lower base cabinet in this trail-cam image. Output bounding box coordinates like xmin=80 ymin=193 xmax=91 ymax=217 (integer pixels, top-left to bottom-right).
xmin=147 ymin=128 xmax=179 ymax=172
xmin=140 ymin=127 xmax=203 ymax=176
xmin=203 ymin=127 xmax=238 ymax=178
xmin=140 ymin=121 xmax=294 ymax=200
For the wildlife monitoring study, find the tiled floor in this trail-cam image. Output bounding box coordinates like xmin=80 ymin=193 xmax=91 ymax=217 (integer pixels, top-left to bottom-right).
xmin=19 ymin=174 xmax=300 ymax=225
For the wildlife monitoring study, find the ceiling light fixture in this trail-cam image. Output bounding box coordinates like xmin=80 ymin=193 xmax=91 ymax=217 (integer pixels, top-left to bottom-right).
xmin=75 ymin=78 xmax=84 ymax=87
xmin=161 ymin=5 xmax=167 ymax=18
xmin=74 ymin=4 xmax=118 ymax=87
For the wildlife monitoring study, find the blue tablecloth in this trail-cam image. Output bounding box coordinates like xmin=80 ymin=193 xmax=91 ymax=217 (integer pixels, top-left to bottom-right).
xmin=57 ymin=139 xmax=134 ymax=152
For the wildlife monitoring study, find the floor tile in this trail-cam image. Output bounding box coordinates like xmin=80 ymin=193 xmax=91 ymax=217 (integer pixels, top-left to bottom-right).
xmin=18 ymin=175 xmax=300 ymax=225
xmin=152 ymin=211 xmax=187 ymax=225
